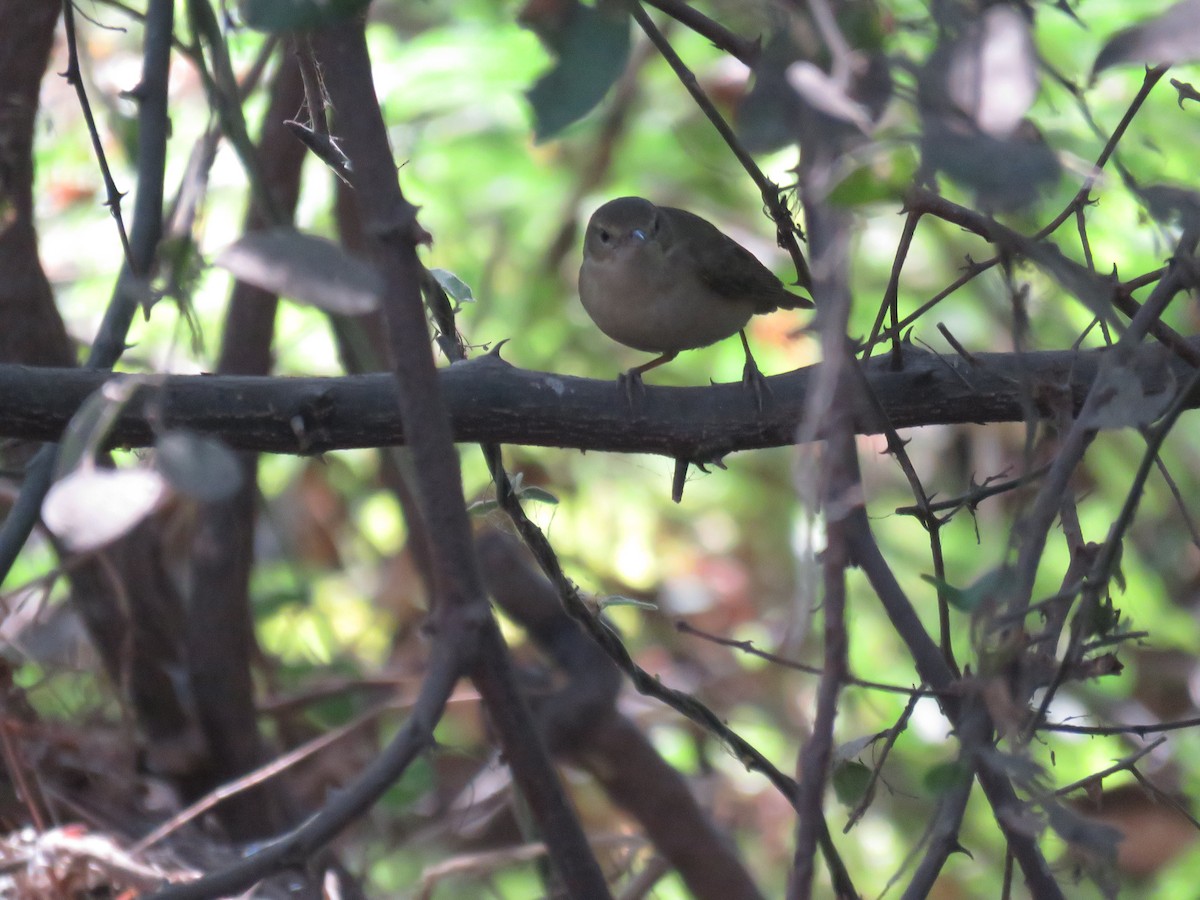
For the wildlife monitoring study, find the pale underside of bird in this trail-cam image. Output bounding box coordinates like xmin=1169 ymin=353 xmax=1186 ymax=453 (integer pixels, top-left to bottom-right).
xmin=578 ymin=196 xmax=811 ymax=402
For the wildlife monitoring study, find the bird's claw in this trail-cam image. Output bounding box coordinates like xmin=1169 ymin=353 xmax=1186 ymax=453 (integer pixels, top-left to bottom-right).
xmin=617 ymin=369 xmax=646 ymax=409
xmin=742 ymin=357 xmax=772 ymax=412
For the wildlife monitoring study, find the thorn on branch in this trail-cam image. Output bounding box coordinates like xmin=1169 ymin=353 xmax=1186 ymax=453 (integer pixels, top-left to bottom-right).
xmin=672 ymin=458 xmax=688 ymax=503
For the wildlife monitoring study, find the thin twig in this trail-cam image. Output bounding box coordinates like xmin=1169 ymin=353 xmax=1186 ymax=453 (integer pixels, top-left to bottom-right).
xmin=894 ymin=465 xmax=1051 ymax=518
xmin=865 ymin=210 xmax=920 ymax=366
xmin=1026 ymin=349 xmax=1200 ymax=735
xmin=60 ymin=0 xmax=134 ymax=265
xmin=631 ymin=3 xmax=811 ymax=287
xmin=868 ymin=65 xmax=1172 ymax=358
xmin=677 ymin=621 xmax=935 ymax=697
xmin=1011 ymin=230 xmax=1199 ymax=623
xmin=642 ymin=0 xmax=758 ymax=63
xmin=1035 ymin=66 xmax=1168 ymax=239
xmin=0 ymin=0 xmax=176 ymax=584
xmin=1044 ymin=714 xmax=1200 ymax=736
xmin=133 ymin=699 xmax=404 ymax=853
xmin=1047 ymin=737 xmax=1166 ymax=799
xmin=845 ymin=691 xmax=921 ymax=832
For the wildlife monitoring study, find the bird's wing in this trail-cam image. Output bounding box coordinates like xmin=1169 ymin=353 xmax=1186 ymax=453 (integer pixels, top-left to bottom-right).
xmin=667 ymin=207 xmax=811 ymax=312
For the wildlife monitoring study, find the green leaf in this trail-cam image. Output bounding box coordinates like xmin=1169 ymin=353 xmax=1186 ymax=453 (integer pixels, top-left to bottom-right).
xmin=921 ymin=569 xmax=1005 ymax=613
xmin=828 ymin=150 xmax=916 ymax=207
xmin=430 ymin=267 xmax=476 ymax=307
xmin=832 ymin=759 xmax=873 ymax=807
xmin=522 ymin=0 xmax=630 ymax=141
xmin=923 ymin=760 xmax=970 ymax=795
xmin=239 ymin=0 xmax=371 ymax=33
xmin=519 ymin=485 xmax=559 ymax=505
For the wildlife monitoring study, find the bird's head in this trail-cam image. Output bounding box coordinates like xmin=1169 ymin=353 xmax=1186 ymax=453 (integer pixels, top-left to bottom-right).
xmin=583 ymin=196 xmax=673 ymax=265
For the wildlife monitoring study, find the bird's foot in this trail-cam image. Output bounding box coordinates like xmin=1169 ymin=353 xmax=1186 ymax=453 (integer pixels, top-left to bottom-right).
xmin=742 ymin=356 xmax=772 ymax=412
xmin=617 ymin=368 xmax=647 ymax=409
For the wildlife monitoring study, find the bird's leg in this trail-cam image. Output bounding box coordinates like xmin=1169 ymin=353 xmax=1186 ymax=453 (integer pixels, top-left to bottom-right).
xmin=739 ymin=330 xmax=770 ymax=411
xmin=618 ymin=351 xmax=677 ymax=407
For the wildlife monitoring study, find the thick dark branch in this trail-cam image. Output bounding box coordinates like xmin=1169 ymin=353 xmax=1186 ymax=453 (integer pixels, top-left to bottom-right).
xmin=0 ymin=339 xmax=1195 ymax=457
xmin=311 ymin=22 xmax=609 ymax=899
xmin=479 ymin=531 xmax=764 ymax=900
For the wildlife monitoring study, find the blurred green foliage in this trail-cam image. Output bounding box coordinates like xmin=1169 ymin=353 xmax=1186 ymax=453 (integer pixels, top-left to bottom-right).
xmin=10 ymin=0 xmax=1200 ymax=896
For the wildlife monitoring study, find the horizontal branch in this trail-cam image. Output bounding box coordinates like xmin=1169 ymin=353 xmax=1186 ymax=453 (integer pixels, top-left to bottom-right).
xmin=0 ymin=340 xmax=1195 ymax=460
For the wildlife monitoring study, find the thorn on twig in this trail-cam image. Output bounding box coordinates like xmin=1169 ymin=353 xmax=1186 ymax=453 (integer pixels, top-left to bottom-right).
xmin=937 ymin=323 xmax=978 ymax=366
xmin=672 ymin=458 xmax=688 ymax=503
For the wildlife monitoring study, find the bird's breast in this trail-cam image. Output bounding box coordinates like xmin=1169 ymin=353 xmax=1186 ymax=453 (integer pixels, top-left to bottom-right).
xmin=579 ymin=253 xmax=755 ymax=354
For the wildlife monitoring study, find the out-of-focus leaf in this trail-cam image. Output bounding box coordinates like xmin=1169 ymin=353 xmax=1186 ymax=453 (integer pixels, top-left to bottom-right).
xmin=983 ymin=748 xmax=1044 ymax=783
xmin=921 ymin=569 xmax=1005 ymax=613
xmin=521 ymin=0 xmax=630 ymax=141
xmin=519 ymin=486 xmax=559 ymax=505
xmin=155 ymin=430 xmax=244 ymax=502
xmin=1171 ymin=77 xmax=1200 ymax=107
xmin=1083 ymin=595 xmax=1122 ymax=638
xmin=239 ymin=0 xmax=371 ymax=33
xmin=786 ymin=62 xmax=874 ymax=133
xmin=917 ymin=5 xmax=1051 ymax=211
xmin=1094 ymin=0 xmax=1200 ymax=75
xmin=42 ymin=467 xmax=168 ymax=552
xmin=1111 ymin=543 xmax=1126 ymax=593
xmin=832 ymin=759 xmax=873 ymax=806
xmin=923 ymin=760 xmax=970 ymax=795
xmin=467 ymin=481 xmax=557 ymax=515
xmin=738 ymin=27 xmax=891 ymax=154
xmin=1080 ymin=355 xmax=1175 ymax=431
xmin=1140 ymin=183 xmax=1200 ymax=232
xmin=467 ymin=498 xmax=500 ymax=515
xmin=1045 ymin=800 xmax=1123 ymax=861
xmin=55 ymin=378 xmax=147 ymax=478
xmin=920 ymin=117 xmax=1060 ymax=211
xmin=827 ymin=148 xmax=917 ymax=207
xmin=254 ymin=587 xmax=311 ymax=616
xmin=927 ymin=6 xmax=1038 ymax=138
xmin=834 ymin=732 xmax=885 ymax=762
xmin=736 ymin=31 xmax=804 ymax=154
xmin=215 ymin=228 xmax=382 ymax=315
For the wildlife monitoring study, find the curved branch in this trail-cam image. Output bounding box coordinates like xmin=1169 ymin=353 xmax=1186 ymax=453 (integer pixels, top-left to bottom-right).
xmin=148 ymin=646 xmax=463 ymax=899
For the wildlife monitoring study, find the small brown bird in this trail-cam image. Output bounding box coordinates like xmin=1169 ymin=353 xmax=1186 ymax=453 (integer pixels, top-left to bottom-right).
xmin=579 ymin=196 xmax=811 ymax=403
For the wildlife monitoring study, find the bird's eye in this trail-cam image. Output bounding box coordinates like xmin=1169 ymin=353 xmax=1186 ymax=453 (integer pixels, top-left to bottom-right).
xmin=649 ymin=215 xmax=660 ymax=235
xmin=598 ymin=228 xmax=612 ymax=244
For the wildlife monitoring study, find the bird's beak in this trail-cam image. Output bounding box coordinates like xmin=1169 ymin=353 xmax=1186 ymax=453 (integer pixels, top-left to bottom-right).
xmin=630 ymin=228 xmax=648 ymax=242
